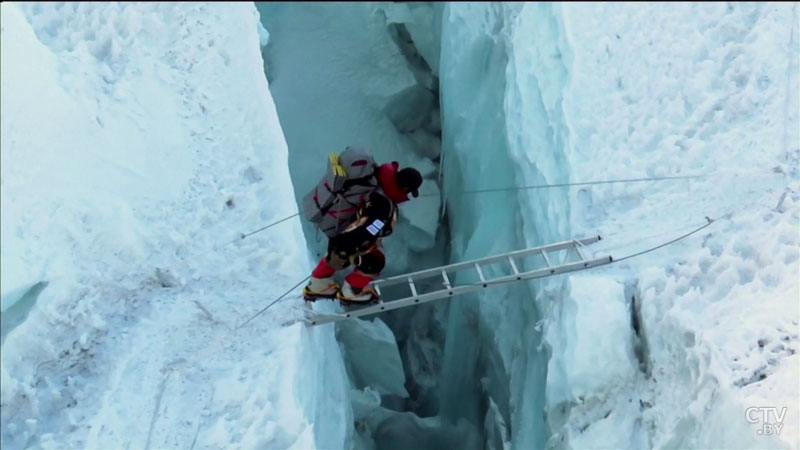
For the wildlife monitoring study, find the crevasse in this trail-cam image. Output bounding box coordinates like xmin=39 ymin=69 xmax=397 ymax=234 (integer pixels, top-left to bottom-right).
xmin=258 ymin=2 xmax=800 ymax=449
xmin=437 ymin=4 xmax=574 ymax=448
xmin=258 ymin=2 xmax=575 ymax=448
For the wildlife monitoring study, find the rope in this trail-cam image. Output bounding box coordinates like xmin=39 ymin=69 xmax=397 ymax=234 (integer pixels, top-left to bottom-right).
xmin=167 ymin=170 xmax=788 ymax=360
xmin=230 ymin=173 xmax=716 ymax=245
xmin=225 ymin=212 xmax=299 ymax=246
xmin=190 ymin=212 xmax=300 ymax=259
xmin=610 ymin=216 xmax=715 ymax=263
xmin=458 ymin=186 xmax=776 ymax=291
xmin=457 ymin=216 xmax=715 ymax=290
xmin=295 ymin=216 xmax=723 ymax=326
xmin=425 ymin=173 xmax=708 ymax=197
xmin=157 ymin=279 xmax=309 ymax=379
xmin=225 ymin=169 xmax=782 ymax=245
xmin=216 ymin=168 xmax=785 ymax=328
xmin=235 ymin=275 xmax=310 ymax=329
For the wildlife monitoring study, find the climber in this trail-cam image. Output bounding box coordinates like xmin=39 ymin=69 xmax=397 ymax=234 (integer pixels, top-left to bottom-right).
xmin=301 ymin=146 xmax=422 ymax=303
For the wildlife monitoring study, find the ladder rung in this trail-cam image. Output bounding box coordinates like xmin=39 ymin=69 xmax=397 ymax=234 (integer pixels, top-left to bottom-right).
xmin=442 ymin=270 xmax=452 ymax=290
xmin=573 ymin=240 xmax=588 ymax=262
xmin=474 ymin=263 xmax=486 ymax=286
xmin=507 ymin=256 xmax=520 ymax=279
xmin=540 ymin=250 xmax=552 ymax=268
xmin=408 ymin=277 xmax=418 ymax=297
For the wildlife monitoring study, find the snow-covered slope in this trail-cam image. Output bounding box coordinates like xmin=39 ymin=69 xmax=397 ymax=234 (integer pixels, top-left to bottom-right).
xmin=2 ymin=2 xmax=798 ymax=450
xmin=1 ymin=3 xmax=350 ymax=448
xmin=438 ymin=2 xmax=799 ymax=449
xmin=554 ymin=3 xmax=799 ymax=448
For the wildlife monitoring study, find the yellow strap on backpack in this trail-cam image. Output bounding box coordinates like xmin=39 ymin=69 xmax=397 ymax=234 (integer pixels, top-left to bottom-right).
xmin=329 ymin=153 xmax=346 ymax=178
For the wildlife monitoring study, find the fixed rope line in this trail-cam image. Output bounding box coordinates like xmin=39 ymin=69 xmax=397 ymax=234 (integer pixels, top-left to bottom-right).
xmin=157 ymin=212 xmax=733 ymax=373
xmin=229 ymin=168 xmax=780 ymax=243
xmin=161 ymin=275 xmax=309 ymax=376
xmin=236 ymin=275 xmax=310 ymax=329
xmin=230 ymin=212 xmax=299 ymax=244
xmin=193 ymin=212 xmax=300 ymax=258
xmin=610 ymin=216 xmax=716 ymax=263
xmin=354 ymin=215 xmax=717 ymax=300
xmin=300 ymin=216 xmax=721 ymax=326
xmin=423 ymin=173 xmax=707 ymax=197
xmin=234 ymin=174 xmax=713 ymax=242
xmin=463 ymin=203 xmax=741 ymax=292
xmin=228 ymin=170 xmax=773 ymax=326
xmin=455 ymin=169 xmax=788 ymax=294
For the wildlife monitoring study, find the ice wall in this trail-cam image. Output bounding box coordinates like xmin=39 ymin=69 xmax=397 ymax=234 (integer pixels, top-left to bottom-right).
xmin=255 ymin=2 xmax=442 ymax=270
xmin=437 ymin=0 xmax=519 ymax=441
xmin=255 ymin=4 xmax=455 ymax=445
xmin=1 ymin=3 xmax=351 ymax=448
xmin=439 ymin=2 xmax=799 ymax=449
xmin=252 ymin=2 xmax=797 ymax=449
xmin=436 ymin=3 xmax=575 ymax=448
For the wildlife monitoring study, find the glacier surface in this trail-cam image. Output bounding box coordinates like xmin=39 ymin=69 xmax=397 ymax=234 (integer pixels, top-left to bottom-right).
xmin=436 ymin=2 xmax=799 ymax=449
xmin=1 ymin=2 xmax=798 ymax=450
xmin=1 ymin=3 xmax=350 ymax=449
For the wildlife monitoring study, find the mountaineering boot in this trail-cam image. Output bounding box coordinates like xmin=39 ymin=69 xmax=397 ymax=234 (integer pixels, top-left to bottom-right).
xmin=337 ymin=280 xmax=380 ymax=305
xmin=303 ymin=277 xmax=340 ymax=301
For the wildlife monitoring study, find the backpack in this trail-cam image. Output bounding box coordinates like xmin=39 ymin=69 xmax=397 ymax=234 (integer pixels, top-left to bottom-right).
xmin=301 ymin=147 xmax=379 ymax=238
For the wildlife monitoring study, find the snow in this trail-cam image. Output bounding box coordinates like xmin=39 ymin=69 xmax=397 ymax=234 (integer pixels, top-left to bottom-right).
xmin=545 ymin=276 xmax=636 ymax=403
xmin=2 ymin=1 xmax=798 ymax=450
xmin=1 ymin=3 xmax=349 ymax=449
xmin=437 ymin=2 xmax=798 ymax=449
xmin=554 ymin=3 xmax=799 ymax=448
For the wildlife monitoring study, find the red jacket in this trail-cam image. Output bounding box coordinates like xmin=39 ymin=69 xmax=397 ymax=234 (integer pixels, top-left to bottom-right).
xmin=376 ymin=162 xmax=409 ymax=204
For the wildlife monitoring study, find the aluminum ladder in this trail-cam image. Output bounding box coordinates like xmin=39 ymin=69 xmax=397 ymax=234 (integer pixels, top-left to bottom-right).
xmin=304 ymin=235 xmax=612 ymax=326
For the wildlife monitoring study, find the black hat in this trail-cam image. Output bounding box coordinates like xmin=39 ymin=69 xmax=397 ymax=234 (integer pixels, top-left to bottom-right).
xmin=397 ymin=168 xmax=422 ymax=198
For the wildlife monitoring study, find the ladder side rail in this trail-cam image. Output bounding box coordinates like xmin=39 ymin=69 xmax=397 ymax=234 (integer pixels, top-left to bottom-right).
xmin=308 ymin=282 xmax=483 ymax=325
xmin=373 ymin=236 xmax=602 ymax=288
xmin=490 ymin=255 xmax=612 ymax=285
xmin=307 ymin=254 xmax=612 ymax=326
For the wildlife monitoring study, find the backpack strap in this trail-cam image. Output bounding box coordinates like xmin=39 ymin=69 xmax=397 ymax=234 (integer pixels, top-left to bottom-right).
xmin=342 ymin=170 xmax=377 ymax=191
